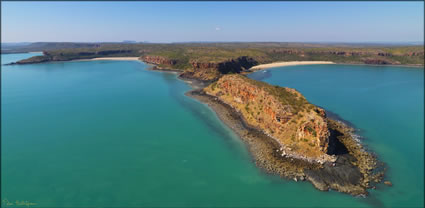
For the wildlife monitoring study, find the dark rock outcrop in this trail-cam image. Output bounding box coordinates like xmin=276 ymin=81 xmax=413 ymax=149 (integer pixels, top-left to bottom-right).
xmin=377 ymin=52 xmax=392 ymax=57
xmin=217 ymin=56 xmax=258 ymax=74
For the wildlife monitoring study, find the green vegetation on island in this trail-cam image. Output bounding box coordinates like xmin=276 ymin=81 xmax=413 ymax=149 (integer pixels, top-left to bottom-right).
xmin=6 ymin=42 xmax=423 ymax=64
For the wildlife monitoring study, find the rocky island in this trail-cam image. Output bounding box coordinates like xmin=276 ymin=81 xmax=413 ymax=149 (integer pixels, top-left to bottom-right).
xmin=7 ymin=42 xmax=411 ymax=196
xmin=188 ymin=74 xmax=384 ymax=196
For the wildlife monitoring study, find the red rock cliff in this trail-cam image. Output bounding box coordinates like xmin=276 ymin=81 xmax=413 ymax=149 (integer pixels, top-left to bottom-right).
xmin=142 ymin=56 xmax=177 ymax=66
xmin=181 ymin=56 xmax=258 ymax=81
xmin=204 ymin=74 xmax=335 ymax=163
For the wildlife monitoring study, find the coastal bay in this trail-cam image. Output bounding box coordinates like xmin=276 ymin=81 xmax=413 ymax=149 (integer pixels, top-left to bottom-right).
xmin=2 ymin=53 xmax=423 ymax=207
xmin=2 ymin=1 xmax=423 ymax=207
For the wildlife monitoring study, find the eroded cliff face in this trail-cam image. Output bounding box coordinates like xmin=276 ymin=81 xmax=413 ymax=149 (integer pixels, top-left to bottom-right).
xmin=182 ymin=56 xmax=258 ymax=81
xmin=142 ymin=55 xmax=178 ymax=66
xmin=141 ymin=55 xmax=257 ymax=80
xmin=204 ymin=74 xmax=335 ymax=163
xmin=180 ymin=61 xmax=221 ymax=80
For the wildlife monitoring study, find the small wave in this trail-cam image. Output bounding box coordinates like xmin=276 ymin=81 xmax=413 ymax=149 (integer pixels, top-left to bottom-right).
xmin=349 ymin=132 xmax=365 ymax=147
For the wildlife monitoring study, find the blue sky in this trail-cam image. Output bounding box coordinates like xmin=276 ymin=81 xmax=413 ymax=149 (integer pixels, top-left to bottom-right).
xmin=2 ymin=2 xmax=424 ymax=43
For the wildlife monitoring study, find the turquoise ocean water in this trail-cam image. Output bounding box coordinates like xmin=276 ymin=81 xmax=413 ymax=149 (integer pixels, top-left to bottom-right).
xmin=1 ymin=53 xmax=423 ymax=207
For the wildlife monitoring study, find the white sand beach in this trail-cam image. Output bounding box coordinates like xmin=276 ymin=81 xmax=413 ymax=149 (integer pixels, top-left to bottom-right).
xmin=91 ymin=57 xmax=141 ymax=61
xmin=250 ymin=61 xmax=335 ymax=70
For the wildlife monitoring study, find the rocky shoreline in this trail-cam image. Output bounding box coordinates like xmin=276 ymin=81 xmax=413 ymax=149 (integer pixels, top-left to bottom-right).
xmin=186 ymin=88 xmax=386 ymax=196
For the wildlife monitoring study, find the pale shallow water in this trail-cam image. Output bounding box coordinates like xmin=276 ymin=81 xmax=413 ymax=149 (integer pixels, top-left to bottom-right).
xmin=1 ymin=53 xmax=423 ymax=207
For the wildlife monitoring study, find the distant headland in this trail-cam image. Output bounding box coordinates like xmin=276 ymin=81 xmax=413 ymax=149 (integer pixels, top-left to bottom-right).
xmin=4 ymin=42 xmax=423 ymax=70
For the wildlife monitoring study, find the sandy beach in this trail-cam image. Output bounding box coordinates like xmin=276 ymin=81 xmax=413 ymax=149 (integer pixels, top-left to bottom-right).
xmin=91 ymin=57 xmax=141 ymax=61
xmin=250 ymin=61 xmax=335 ymax=71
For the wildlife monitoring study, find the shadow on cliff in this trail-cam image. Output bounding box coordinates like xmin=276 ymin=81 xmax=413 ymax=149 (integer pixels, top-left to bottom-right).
xmin=326 ymin=128 xmax=348 ymax=156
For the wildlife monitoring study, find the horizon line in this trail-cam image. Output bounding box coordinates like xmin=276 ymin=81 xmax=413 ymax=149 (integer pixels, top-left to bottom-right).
xmin=2 ymin=41 xmax=424 ymax=44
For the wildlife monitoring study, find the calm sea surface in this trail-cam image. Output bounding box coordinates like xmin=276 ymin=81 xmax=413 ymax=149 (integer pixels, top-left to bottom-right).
xmin=2 ymin=53 xmax=424 ymax=207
